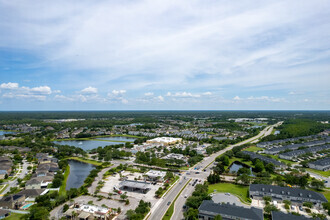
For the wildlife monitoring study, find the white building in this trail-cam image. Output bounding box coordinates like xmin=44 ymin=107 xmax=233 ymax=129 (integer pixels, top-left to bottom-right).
xmin=146 ymin=137 xmax=182 ymax=146
xmin=145 ymin=170 xmax=167 ymax=181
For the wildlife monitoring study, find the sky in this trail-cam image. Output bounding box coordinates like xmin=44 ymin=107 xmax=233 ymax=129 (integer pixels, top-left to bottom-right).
xmin=0 ymin=0 xmax=329 ymax=110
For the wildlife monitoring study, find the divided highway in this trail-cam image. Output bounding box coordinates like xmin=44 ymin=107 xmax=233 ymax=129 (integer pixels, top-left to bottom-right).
xmin=147 ymin=122 xmax=282 ymax=220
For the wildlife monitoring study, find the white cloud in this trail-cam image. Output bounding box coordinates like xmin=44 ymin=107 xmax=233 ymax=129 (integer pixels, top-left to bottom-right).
xmin=233 ymin=96 xmax=241 ymax=100
xmin=157 ymin=95 xmax=164 ymax=102
xmin=0 ymin=82 xmax=19 ymax=89
xmin=166 ymin=92 xmax=200 ymax=98
xmin=144 ymin=92 xmax=154 ymax=96
xmin=203 ymin=92 xmax=212 ymax=96
xmin=0 ymin=82 xmax=54 ymax=100
xmin=29 ymin=86 xmax=52 ymax=95
xmin=81 ymin=86 xmax=98 ymax=94
xmin=112 ymin=90 xmax=126 ymax=95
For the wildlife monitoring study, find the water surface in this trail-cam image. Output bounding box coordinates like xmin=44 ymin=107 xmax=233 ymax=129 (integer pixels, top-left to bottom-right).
xmin=54 ymin=140 xmax=123 ymax=150
xmin=66 ymin=160 xmax=95 ymax=190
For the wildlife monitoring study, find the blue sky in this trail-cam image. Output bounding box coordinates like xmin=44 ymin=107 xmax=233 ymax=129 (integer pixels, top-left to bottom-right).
xmin=0 ymin=0 xmax=329 ymax=110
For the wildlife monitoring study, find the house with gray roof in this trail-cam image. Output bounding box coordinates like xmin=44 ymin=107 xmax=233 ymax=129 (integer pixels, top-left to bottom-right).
xmin=278 ymin=145 xmax=330 ymax=160
xmin=242 ymin=151 xmax=285 ymax=168
xmin=249 ymin=184 xmax=327 ymax=207
xmin=198 ymin=200 xmax=263 ymax=220
xmin=309 ymin=157 xmax=330 ymax=171
xmin=271 ymin=211 xmax=311 ymax=220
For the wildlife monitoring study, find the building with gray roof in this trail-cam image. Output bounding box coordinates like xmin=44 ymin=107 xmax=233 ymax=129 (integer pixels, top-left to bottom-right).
xmin=198 ymin=200 xmax=263 ymax=220
xmin=120 ymin=180 xmax=151 ymax=193
xmin=242 ymin=151 xmax=285 ymax=168
xmin=278 ymin=145 xmax=330 ymax=160
xmin=249 ymin=184 xmax=327 ymax=206
xmin=271 ymin=211 xmax=311 ymax=220
xmin=309 ymin=157 xmax=330 ymax=171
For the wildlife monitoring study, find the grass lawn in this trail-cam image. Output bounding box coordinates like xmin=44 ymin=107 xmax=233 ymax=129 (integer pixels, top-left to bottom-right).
xmin=306 ymin=168 xmax=330 ymax=178
xmin=4 ymin=213 xmax=25 ymax=220
xmin=322 ymin=190 xmax=330 ymax=201
xmin=67 ymin=157 xmax=103 ymax=166
xmin=208 ymin=183 xmax=250 ymax=204
xmin=59 ymin=165 xmax=70 ymax=196
xmin=244 ymin=146 xmax=263 ymax=152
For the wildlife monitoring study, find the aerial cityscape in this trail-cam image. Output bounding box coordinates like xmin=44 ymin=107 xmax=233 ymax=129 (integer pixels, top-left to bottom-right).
xmin=0 ymin=1 xmax=330 ymax=220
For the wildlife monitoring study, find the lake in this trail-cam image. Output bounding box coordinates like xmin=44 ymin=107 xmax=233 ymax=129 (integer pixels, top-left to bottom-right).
xmin=95 ymin=136 xmax=135 ymax=142
xmin=0 ymin=131 xmax=16 ymax=136
xmin=228 ymin=161 xmax=254 ymax=176
xmin=54 ymin=140 xmax=124 ymax=150
xmin=66 ymin=160 xmax=95 ymax=190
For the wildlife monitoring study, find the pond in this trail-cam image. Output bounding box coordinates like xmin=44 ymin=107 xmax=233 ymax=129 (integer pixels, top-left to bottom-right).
xmin=95 ymin=136 xmax=136 ymax=142
xmin=228 ymin=161 xmax=254 ymax=176
xmin=54 ymin=140 xmax=124 ymax=151
xmin=0 ymin=130 xmax=16 ymax=136
xmin=66 ymin=160 xmax=95 ymax=190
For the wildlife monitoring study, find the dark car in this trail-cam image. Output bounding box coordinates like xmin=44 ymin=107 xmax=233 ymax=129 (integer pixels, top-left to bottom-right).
xmin=167 ymin=201 xmax=171 ymax=206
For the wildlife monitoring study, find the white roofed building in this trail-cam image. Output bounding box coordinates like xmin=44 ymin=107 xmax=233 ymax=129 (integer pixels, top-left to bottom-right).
xmin=146 ymin=137 xmax=182 ymax=146
xmin=145 ymin=170 xmax=167 ymax=182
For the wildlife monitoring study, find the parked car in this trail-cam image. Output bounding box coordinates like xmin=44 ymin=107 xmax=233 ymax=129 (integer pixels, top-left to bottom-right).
xmin=299 ymin=206 xmax=303 ymax=211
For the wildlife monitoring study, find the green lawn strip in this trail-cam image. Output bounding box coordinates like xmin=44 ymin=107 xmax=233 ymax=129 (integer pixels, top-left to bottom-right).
xmin=59 ymin=165 xmax=70 ymax=196
xmin=244 ymin=146 xmax=263 ymax=152
xmin=4 ymin=213 xmax=25 ymax=220
xmin=208 ymin=183 xmax=250 ymax=204
xmin=0 ymin=184 xmax=9 ymax=194
xmin=67 ymin=157 xmax=103 ymax=166
xmin=306 ymin=168 xmax=330 ymax=178
xmin=162 ymin=179 xmax=192 ymax=220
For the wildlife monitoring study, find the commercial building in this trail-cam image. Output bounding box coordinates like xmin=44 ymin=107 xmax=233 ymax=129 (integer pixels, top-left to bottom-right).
xmin=249 ymin=184 xmax=327 ymax=206
xmin=120 ymin=180 xmax=151 ymax=194
xmin=0 ymin=210 xmax=10 ymax=219
xmin=145 ymin=170 xmax=167 ymax=182
xmin=64 ymin=203 xmax=112 ymax=220
xmin=309 ymin=157 xmax=330 ymax=171
xmin=146 ymin=137 xmax=182 ymax=146
xmin=198 ymin=200 xmax=263 ymax=220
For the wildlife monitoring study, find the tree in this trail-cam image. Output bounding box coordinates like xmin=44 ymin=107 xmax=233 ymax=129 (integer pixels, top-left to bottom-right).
xmin=303 ymin=202 xmax=313 ymax=208
xmin=120 ymin=193 xmax=128 ymax=200
xmin=117 ymin=207 xmax=121 ymax=213
xmin=265 ymin=163 xmax=275 ymax=172
xmin=254 ymin=161 xmax=264 ymax=173
xmin=263 ymin=196 xmax=272 ymax=205
xmin=185 ymin=208 xmax=198 ymax=220
xmin=23 ymin=206 xmax=50 ymax=220
xmin=264 ymin=204 xmax=278 ymax=214
xmin=222 ymin=156 xmax=230 ymax=166
xmin=214 ymin=215 xmax=223 ymax=220
xmin=237 ymin=167 xmax=251 ymax=176
xmin=236 ymin=174 xmax=251 ymax=185
xmin=311 ymin=179 xmax=325 ymax=190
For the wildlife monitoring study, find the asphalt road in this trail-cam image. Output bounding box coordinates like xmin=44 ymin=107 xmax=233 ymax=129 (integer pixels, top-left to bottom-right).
xmin=166 ymin=122 xmax=282 ymax=220
xmin=0 ymin=160 xmax=29 ymax=197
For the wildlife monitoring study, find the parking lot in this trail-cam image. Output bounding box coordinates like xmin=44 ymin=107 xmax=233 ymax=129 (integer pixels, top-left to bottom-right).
xmin=212 ymin=193 xmax=247 ymax=207
xmin=73 ymin=195 xmax=138 ymax=220
xmin=101 ymin=171 xmax=160 ymax=206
